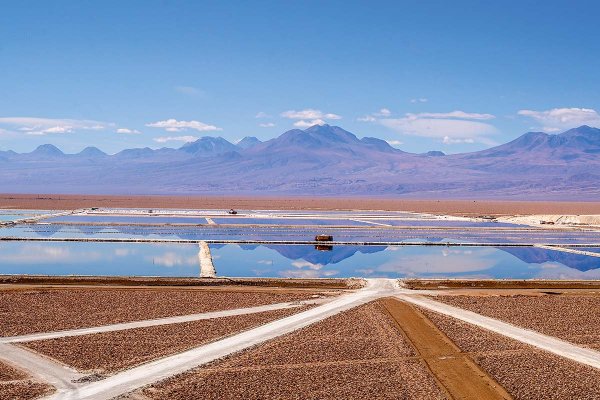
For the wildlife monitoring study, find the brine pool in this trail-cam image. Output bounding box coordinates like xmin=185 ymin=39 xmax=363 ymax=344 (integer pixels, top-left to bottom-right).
xmin=0 ymin=241 xmax=599 ymax=280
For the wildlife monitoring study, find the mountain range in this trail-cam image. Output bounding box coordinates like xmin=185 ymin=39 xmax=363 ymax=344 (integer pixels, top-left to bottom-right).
xmin=1 ymin=124 xmax=599 ymax=199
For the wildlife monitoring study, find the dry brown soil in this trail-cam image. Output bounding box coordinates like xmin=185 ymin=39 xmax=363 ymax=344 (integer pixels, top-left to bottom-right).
xmin=0 ymin=361 xmax=54 ymax=400
xmin=0 ymin=361 xmax=26 ymax=381
xmin=0 ymin=286 xmax=328 ymax=337
xmin=134 ymin=301 xmax=445 ymax=400
xmin=403 ymin=279 xmax=600 ymax=290
xmin=2 ymin=194 xmax=600 ymax=216
xmin=433 ymin=294 xmax=600 ymax=347
xmin=0 ymin=275 xmax=358 ymax=289
xmin=22 ymin=307 xmax=306 ymax=374
xmin=381 ymin=298 xmax=512 ymax=399
xmin=421 ymin=308 xmax=600 ymax=399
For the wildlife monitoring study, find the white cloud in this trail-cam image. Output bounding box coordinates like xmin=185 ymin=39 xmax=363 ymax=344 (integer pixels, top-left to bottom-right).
xmin=375 ymin=108 xmax=391 ymax=117
xmin=114 ymin=248 xmax=134 ymax=257
xmin=409 ymin=111 xmax=495 ymax=120
xmin=281 ymin=109 xmax=341 ymax=128
xmin=517 ymin=108 xmax=600 ymax=132
xmin=153 ymin=135 xmax=199 ymax=143
xmin=358 ymin=108 xmax=392 ymax=122
xmin=116 ymin=128 xmax=141 ymax=134
xmin=0 ymin=244 xmax=102 ymax=264
xmin=281 ymin=109 xmax=342 ymax=120
xmin=443 ymin=136 xmax=475 ymax=144
xmin=380 ymin=110 xmax=498 ymax=144
xmin=375 ymin=248 xmax=496 ymax=275
xmin=293 ymin=119 xmax=327 ymax=128
xmin=255 ymin=112 xmax=271 ymax=119
xmin=175 ymin=86 xmax=203 ymax=96
xmin=410 ymin=98 xmax=428 ymax=103
xmin=151 ymin=252 xmax=197 ymax=267
xmin=357 ymin=115 xmax=376 ymax=122
xmin=291 ymin=260 xmax=323 ymax=270
xmin=259 ymin=122 xmax=276 ymax=128
xmin=146 ymin=119 xmax=222 ymax=132
xmin=278 ymin=269 xmax=339 ymax=278
xmin=386 ymin=139 xmax=404 ymax=146
xmin=0 ymin=117 xmax=113 ymax=136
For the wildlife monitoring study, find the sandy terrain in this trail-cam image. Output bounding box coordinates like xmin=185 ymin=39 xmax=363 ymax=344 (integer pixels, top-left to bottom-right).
xmin=2 ymin=193 xmax=600 ymax=216
xmin=22 ymin=307 xmax=306 ymax=374
xmin=0 ymin=286 xmax=327 ymax=337
xmin=433 ymin=294 xmax=600 ymax=346
xmin=421 ymin=309 xmax=600 ymax=399
xmin=135 ymin=301 xmax=445 ymax=399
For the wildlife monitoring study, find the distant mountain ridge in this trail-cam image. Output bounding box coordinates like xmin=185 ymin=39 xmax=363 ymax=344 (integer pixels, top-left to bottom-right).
xmin=1 ymin=124 xmax=599 ymax=199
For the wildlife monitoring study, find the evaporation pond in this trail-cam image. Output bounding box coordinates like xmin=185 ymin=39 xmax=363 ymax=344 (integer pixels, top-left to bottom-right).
xmin=211 ymin=218 xmax=369 ymax=226
xmin=376 ymin=219 xmax=522 ymax=228
xmin=46 ymin=215 xmax=208 ymax=224
xmin=1 ymin=242 xmax=598 ymax=279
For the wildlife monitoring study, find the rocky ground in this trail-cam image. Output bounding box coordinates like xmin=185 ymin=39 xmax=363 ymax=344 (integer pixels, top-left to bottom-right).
xmin=0 ymin=361 xmax=53 ymax=400
xmin=421 ymin=307 xmax=600 ymax=399
xmin=133 ymin=301 xmax=445 ymax=400
xmin=0 ymin=287 xmax=321 ymax=337
xmin=433 ymin=294 xmax=600 ymax=346
xmin=22 ymin=307 xmax=308 ymax=374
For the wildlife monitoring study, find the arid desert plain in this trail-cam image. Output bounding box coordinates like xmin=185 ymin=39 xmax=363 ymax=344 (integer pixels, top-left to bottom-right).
xmin=0 ymin=195 xmax=599 ymax=399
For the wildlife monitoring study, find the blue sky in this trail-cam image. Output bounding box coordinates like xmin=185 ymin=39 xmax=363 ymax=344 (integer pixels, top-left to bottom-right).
xmin=0 ymin=0 xmax=599 ymax=154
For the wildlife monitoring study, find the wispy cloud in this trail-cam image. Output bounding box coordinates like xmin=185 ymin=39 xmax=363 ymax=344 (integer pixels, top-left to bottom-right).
xmin=386 ymin=139 xmax=404 ymax=146
xmin=281 ymin=109 xmax=342 ymax=128
xmin=291 ymin=260 xmax=323 ymax=270
xmin=259 ymin=122 xmax=276 ymax=128
xmin=358 ymin=108 xmax=392 ymax=122
xmin=411 ymin=111 xmax=494 ymax=120
xmin=0 ymin=117 xmax=113 ymax=136
xmin=357 ymin=115 xmax=376 ymax=122
xmin=116 ymin=128 xmax=141 ymax=134
xmin=293 ymin=119 xmax=327 ymax=128
xmin=379 ymin=110 xmax=497 ymax=145
xmin=410 ymin=98 xmax=428 ymax=103
xmin=153 ymin=135 xmax=199 ymax=143
xmin=517 ymin=107 xmax=600 ymax=132
xmin=174 ymin=86 xmax=203 ymax=96
xmin=442 ymin=136 xmax=474 ymax=144
xmin=150 ymin=252 xmax=197 ymax=267
xmin=374 ymin=108 xmax=391 ymax=117
xmin=255 ymin=112 xmax=271 ymax=119
xmin=146 ymin=119 xmax=222 ymax=132
xmin=278 ymin=269 xmax=339 ymax=278
xmin=281 ymin=109 xmax=342 ymax=120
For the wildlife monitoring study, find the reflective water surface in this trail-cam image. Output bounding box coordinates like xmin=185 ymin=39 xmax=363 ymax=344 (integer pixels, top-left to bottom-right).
xmin=0 ymin=242 xmax=598 ymax=279
xmin=3 ymin=223 xmax=599 ymax=245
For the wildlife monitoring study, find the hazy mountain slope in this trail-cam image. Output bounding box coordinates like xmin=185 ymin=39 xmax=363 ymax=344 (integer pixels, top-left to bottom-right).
xmin=0 ymin=125 xmax=598 ymax=199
